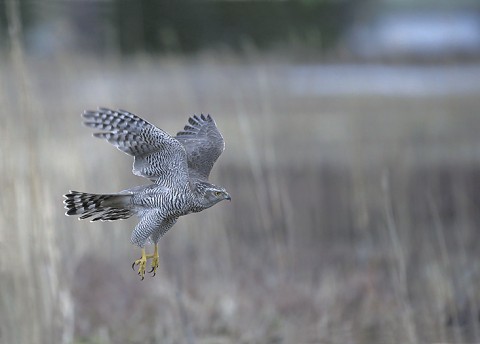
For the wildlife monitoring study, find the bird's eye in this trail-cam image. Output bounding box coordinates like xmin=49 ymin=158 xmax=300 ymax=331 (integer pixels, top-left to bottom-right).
xmin=214 ymin=191 xmax=223 ymax=197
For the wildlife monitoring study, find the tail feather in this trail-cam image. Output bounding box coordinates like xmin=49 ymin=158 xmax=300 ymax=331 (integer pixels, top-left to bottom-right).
xmin=64 ymin=191 xmax=134 ymax=221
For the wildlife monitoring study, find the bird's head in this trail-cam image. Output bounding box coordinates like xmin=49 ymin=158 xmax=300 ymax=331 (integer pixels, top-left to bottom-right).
xmin=205 ymin=185 xmax=231 ymax=205
xmin=195 ymin=182 xmax=231 ymax=209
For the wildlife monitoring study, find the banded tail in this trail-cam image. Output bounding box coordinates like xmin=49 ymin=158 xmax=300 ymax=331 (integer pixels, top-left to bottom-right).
xmin=63 ymin=191 xmax=134 ymax=221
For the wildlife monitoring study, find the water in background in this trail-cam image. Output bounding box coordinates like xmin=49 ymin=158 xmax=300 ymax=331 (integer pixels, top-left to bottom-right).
xmin=1 ymin=1 xmax=480 ymax=343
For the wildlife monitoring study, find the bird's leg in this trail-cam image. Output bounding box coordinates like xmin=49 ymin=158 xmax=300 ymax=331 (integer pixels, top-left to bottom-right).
xmin=147 ymin=244 xmax=159 ymax=276
xmin=132 ymin=248 xmax=148 ymax=280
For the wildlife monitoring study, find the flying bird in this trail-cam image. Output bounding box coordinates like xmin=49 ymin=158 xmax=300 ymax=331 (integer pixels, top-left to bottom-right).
xmin=64 ymin=108 xmax=231 ymax=279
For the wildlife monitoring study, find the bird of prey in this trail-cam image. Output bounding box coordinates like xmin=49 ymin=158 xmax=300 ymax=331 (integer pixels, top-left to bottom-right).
xmin=64 ymin=108 xmax=231 ymax=279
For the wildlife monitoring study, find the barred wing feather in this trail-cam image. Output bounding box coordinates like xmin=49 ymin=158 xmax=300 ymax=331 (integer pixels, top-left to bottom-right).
xmin=82 ymin=108 xmax=189 ymax=188
xmin=175 ymin=114 xmax=225 ymax=181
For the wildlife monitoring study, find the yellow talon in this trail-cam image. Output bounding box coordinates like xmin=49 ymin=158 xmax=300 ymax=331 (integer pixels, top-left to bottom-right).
xmin=131 ymin=245 xmax=159 ymax=279
xmin=147 ymin=244 xmax=159 ymax=276
xmin=132 ymin=248 xmax=148 ymax=280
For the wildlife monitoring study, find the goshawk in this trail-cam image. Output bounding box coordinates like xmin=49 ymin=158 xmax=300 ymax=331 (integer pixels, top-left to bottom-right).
xmin=64 ymin=108 xmax=231 ymax=279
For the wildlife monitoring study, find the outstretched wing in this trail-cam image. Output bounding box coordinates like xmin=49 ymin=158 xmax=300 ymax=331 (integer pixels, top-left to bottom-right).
xmin=175 ymin=114 xmax=225 ymax=181
xmin=82 ymin=108 xmax=189 ymax=188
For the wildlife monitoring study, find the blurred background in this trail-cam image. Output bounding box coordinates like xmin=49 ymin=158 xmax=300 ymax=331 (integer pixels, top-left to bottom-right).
xmin=1 ymin=0 xmax=480 ymax=343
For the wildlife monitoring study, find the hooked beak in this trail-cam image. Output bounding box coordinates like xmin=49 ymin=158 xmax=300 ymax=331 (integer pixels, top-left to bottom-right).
xmin=225 ymin=193 xmax=232 ymax=201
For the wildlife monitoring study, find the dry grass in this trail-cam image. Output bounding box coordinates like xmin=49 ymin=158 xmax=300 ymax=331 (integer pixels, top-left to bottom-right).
xmin=1 ymin=50 xmax=480 ymax=344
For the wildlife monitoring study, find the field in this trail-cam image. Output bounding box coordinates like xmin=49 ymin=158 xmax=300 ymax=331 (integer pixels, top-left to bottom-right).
xmin=1 ymin=53 xmax=480 ymax=343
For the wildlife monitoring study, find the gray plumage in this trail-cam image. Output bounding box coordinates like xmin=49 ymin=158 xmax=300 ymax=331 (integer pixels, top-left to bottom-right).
xmin=64 ymin=108 xmax=230 ymax=248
